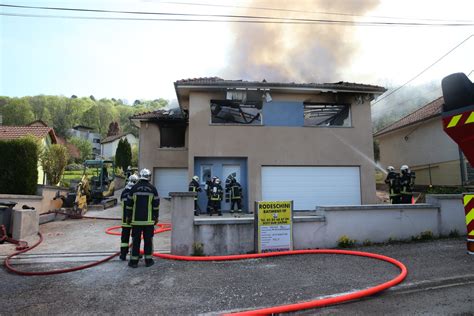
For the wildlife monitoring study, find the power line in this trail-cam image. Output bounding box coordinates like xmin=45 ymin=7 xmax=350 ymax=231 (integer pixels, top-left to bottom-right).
xmin=372 ymin=34 xmax=474 ymax=106
xmin=164 ymin=1 xmax=474 ymax=24
xmin=2 ymin=3 xmax=474 ymax=27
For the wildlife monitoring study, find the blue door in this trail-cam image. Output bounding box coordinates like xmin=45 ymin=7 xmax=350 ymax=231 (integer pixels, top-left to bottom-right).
xmin=194 ymin=157 xmax=248 ymax=213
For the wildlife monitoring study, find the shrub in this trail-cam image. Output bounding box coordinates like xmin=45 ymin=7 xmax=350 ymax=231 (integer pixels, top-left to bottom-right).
xmin=0 ymin=137 xmax=39 ymax=195
xmin=411 ymin=230 xmax=434 ymax=241
xmin=426 ymin=186 xmax=465 ymax=194
xmin=40 ymin=144 xmax=69 ymax=185
xmin=115 ymin=138 xmax=132 ymax=172
xmin=337 ymin=235 xmax=356 ymax=248
xmin=363 ymin=239 xmax=373 ymax=246
xmin=65 ymin=163 xmax=83 ymax=171
xmin=192 ymin=242 xmax=204 ymax=256
xmin=69 ymin=137 xmax=92 ymax=162
xmin=448 ymin=229 xmax=460 ymax=238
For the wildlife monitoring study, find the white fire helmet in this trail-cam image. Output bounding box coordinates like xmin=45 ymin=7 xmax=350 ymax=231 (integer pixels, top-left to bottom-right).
xmin=215 ymin=178 xmax=221 ymax=184
xmin=139 ymin=168 xmax=152 ymax=180
xmin=128 ymin=174 xmax=139 ymax=184
xmin=387 ymin=166 xmax=395 ymax=172
xmin=192 ymin=175 xmax=199 ymax=182
xmin=400 ymin=165 xmax=410 ymax=173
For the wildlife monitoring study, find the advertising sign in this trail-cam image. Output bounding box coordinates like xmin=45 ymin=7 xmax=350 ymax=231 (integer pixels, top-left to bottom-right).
xmin=255 ymin=201 xmax=293 ymax=253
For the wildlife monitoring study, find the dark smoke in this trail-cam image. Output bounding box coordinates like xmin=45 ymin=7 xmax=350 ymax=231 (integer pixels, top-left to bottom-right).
xmin=223 ymin=0 xmax=380 ymax=82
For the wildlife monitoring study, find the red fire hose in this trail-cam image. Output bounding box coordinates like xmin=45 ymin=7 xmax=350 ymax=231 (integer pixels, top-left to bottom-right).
xmin=5 ymin=220 xmax=407 ymax=314
xmin=3 ymin=211 xmax=124 ymax=276
xmin=154 ymin=248 xmax=407 ymax=315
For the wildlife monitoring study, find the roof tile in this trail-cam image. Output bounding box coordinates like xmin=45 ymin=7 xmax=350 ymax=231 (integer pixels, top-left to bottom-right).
xmin=374 ymin=96 xmax=444 ymax=137
xmin=0 ymin=126 xmax=57 ymax=143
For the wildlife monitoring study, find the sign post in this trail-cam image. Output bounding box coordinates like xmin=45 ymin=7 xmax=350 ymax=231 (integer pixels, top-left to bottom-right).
xmin=254 ymin=200 xmax=293 ymax=253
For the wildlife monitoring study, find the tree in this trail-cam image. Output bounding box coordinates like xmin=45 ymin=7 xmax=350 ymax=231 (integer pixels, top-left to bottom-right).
xmin=40 ymin=144 xmax=69 ymax=185
xmin=115 ymin=138 xmax=132 ymax=172
xmin=131 ymin=145 xmax=139 ymax=167
xmin=69 ymin=137 xmax=93 ymax=162
xmin=0 ymin=98 xmax=34 ymax=125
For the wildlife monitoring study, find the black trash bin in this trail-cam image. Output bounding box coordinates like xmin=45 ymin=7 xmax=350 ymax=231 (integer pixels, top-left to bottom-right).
xmin=0 ymin=201 xmax=17 ymax=239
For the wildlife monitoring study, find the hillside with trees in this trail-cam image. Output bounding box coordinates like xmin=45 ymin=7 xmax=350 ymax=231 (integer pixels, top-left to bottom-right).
xmin=0 ymin=95 xmax=168 ymax=138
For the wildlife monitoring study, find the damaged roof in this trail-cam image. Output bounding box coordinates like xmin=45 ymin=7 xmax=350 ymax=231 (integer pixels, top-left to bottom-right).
xmin=373 ymin=96 xmax=444 ymax=137
xmin=130 ymin=107 xmax=187 ymax=121
xmin=174 ymin=77 xmax=386 ymax=110
xmin=175 ymin=77 xmax=386 ymax=93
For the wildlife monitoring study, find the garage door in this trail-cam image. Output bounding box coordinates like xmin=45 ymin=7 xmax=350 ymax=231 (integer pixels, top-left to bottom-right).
xmin=262 ymin=166 xmax=361 ymax=210
xmin=153 ymin=168 xmax=188 ymax=198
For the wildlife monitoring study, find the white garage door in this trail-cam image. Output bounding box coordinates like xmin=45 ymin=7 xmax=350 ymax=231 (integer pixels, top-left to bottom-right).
xmin=153 ymin=168 xmax=188 ymax=198
xmin=262 ymin=166 xmax=361 ymax=210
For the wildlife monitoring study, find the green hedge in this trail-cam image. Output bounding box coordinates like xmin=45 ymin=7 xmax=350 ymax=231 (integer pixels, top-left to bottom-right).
xmin=0 ymin=137 xmax=38 ymax=195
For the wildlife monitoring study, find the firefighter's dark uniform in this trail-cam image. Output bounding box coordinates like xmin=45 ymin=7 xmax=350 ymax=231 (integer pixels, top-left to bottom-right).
xmin=125 ymin=179 xmax=159 ymax=267
xmin=400 ymin=171 xmax=416 ymax=204
xmin=188 ymin=179 xmax=202 ymax=216
xmin=229 ymin=179 xmax=243 ymax=213
xmin=385 ymin=171 xmax=401 ymax=204
xmin=119 ymin=186 xmax=133 ymax=260
xmin=209 ymin=181 xmax=223 ymax=216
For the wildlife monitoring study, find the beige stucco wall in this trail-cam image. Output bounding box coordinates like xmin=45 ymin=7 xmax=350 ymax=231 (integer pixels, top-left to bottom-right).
xmin=411 ymin=161 xmax=462 ymax=186
xmin=138 ymin=121 xmax=188 ymax=174
xmin=376 ymin=117 xmax=462 ymax=185
xmin=187 ymin=91 xmax=377 ymax=207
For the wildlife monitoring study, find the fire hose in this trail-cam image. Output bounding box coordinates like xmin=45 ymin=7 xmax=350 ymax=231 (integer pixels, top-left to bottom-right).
xmin=4 ymin=214 xmax=407 ymax=314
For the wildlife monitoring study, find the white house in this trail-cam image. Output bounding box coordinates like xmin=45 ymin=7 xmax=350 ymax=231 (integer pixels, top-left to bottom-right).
xmin=68 ymin=125 xmax=101 ymax=157
xmin=100 ymin=133 xmax=138 ymax=159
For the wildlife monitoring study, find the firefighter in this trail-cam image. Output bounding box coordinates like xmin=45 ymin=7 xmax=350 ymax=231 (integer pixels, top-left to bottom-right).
xmin=229 ymin=177 xmax=243 ymax=214
xmin=385 ymin=166 xmax=401 ymax=204
xmin=125 ymin=168 xmax=159 ymax=268
xmin=188 ymin=175 xmax=202 ymax=216
xmin=209 ymin=177 xmax=223 ymax=216
xmin=119 ymin=174 xmax=138 ymax=261
xmin=400 ymin=165 xmax=416 ymax=204
xmin=205 ymin=176 xmax=216 ymax=215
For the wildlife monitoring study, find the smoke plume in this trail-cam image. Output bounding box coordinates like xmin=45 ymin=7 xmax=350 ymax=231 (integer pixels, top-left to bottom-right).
xmin=223 ymin=0 xmax=380 ymax=83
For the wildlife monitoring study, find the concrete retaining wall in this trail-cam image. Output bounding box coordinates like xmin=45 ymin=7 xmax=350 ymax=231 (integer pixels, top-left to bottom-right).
xmin=426 ymin=194 xmax=467 ymax=236
xmin=170 ymin=194 xmax=467 ymax=256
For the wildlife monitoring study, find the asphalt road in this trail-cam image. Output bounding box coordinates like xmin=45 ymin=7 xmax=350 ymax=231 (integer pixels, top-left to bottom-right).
xmin=1 ymin=238 xmax=473 ymax=315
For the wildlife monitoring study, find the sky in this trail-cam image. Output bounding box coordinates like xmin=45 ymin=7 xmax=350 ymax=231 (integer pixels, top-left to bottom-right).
xmin=1 ymin=0 xmax=474 ymax=106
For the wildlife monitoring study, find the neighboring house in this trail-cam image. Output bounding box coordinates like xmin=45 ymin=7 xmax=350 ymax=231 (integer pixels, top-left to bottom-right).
xmin=374 ymin=96 xmax=473 ymax=186
xmin=68 ymin=125 xmax=101 ymax=157
xmin=0 ymin=125 xmax=57 ymax=184
xmin=100 ymin=133 xmax=138 ymax=159
xmin=131 ymin=77 xmax=385 ymax=211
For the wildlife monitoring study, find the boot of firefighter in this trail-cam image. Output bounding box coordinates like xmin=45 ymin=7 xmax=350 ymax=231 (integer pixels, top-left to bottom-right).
xmin=119 ymin=247 xmax=128 ymax=261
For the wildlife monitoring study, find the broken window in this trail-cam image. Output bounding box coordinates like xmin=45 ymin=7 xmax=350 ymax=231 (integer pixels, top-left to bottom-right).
xmin=159 ymin=124 xmax=186 ymax=148
xmin=201 ymin=165 xmax=212 ymax=185
xmin=303 ymin=103 xmax=351 ymax=127
xmin=210 ymin=97 xmax=263 ymax=125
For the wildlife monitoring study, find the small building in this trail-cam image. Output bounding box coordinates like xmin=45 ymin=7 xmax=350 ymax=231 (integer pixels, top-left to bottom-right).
xmin=68 ymin=125 xmax=101 ymax=157
xmin=100 ymin=133 xmax=138 ymax=159
xmin=374 ymin=96 xmax=473 ymax=186
xmin=0 ymin=125 xmax=57 ymax=184
xmin=132 ymin=77 xmax=386 ymax=211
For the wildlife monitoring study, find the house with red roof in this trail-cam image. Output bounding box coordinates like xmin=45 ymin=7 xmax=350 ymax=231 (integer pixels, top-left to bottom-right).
xmin=374 ymin=96 xmax=473 ymax=186
xmin=0 ymin=124 xmax=58 ymax=185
